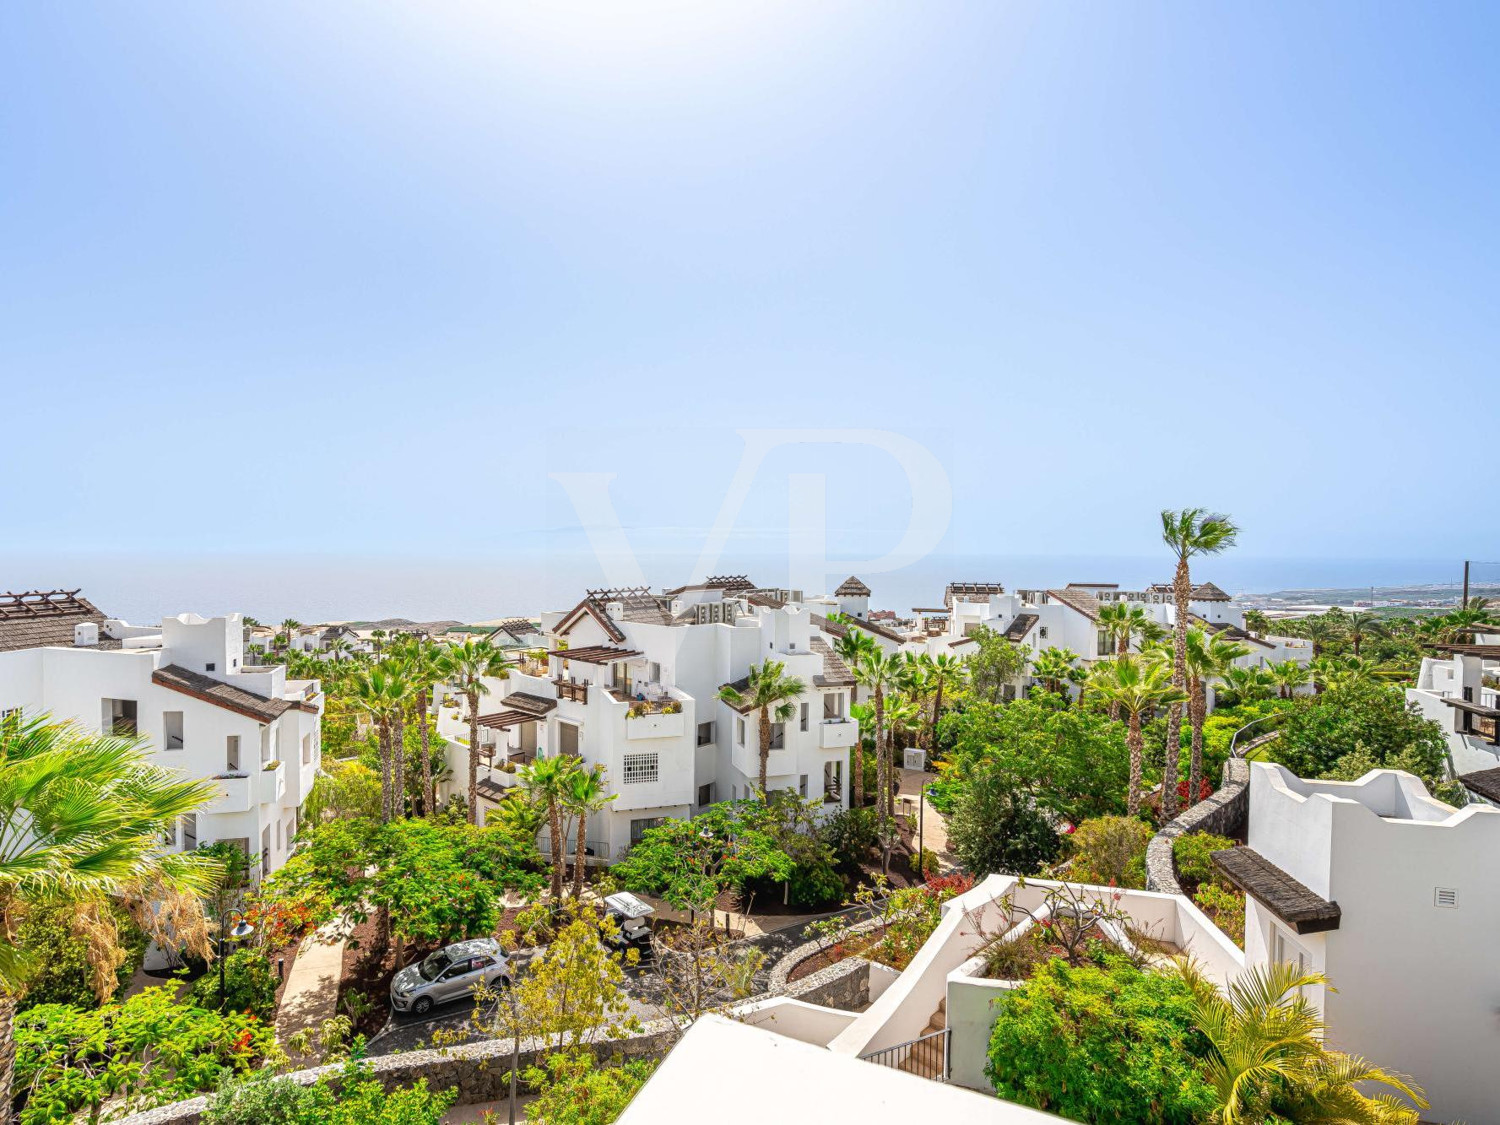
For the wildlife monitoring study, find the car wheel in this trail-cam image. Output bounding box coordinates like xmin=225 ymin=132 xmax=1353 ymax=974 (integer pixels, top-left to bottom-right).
xmin=412 ymin=996 xmax=433 ymax=1016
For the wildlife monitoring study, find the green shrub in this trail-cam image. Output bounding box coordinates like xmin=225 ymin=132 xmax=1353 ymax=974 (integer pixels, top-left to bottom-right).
xmin=523 ymin=1051 xmax=655 ymax=1125
xmin=190 ymin=949 xmax=278 ymax=1022
xmin=786 ymin=857 xmax=845 ymax=909
xmin=1068 ymin=816 xmax=1151 ymax=889
xmin=16 ymin=899 xmax=147 ymax=1012
xmin=1171 ymin=832 xmax=1236 ymax=890
xmin=1193 ymin=882 xmax=1245 ymax=948
xmin=985 ymin=957 xmax=1215 ymax=1123
xmin=820 ymin=806 xmax=878 ymax=867
xmin=1272 ymin=681 xmax=1447 ymax=787
xmin=203 ymin=1061 xmax=455 ymax=1125
xmin=948 ymin=769 xmax=1062 ymax=877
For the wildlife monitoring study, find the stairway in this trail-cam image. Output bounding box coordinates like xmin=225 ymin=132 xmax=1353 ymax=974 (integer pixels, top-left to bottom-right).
xmin=895 ymin=999 xmax=948 ymax=1079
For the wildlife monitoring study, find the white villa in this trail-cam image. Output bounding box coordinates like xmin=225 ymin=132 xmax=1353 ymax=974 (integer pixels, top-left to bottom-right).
xmin=432 ymin=576 xmax=868 ymax=860
xmin=618 ymin=759 xmax=1490 ymax=1123
xmin=0 ymin=589 xmax=323 ymax=880
xmin=1409 ymin=640 xmax=1500 ymax=788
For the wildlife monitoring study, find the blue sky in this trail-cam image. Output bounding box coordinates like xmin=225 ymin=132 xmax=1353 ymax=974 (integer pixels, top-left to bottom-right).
xmin=2 ymin=2 xmax=1497 ymax=606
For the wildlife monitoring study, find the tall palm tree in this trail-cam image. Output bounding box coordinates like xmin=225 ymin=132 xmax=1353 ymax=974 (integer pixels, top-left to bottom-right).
xmin=519 ymin=755 xmax=579 ymax=900
xmin=1098 ymin=602 xmax=1151 ymax=716
xmin=1174 ymin=959 xmax=1426 ymax=1124
xmin=1343 ymin=611 xmax=1384 ymax=657
xmin=561 ymin=765 xmax=615 ymax=899
xmin=0 ymin=717 xmax=223 ymax=1108
xmin=445 ymin=638 xmax=515 ymax=824
xmin=393 ymin=637 xmax=445 ymax=817
xmin=718 ymin=660 xmax=805 ymax=799
xmin=1159 ymin=508 xmax=1239 ymax=819
xmin=922 ymin=653 xmax=967 ymax=752
xmin=855 ymin=650 xmax=906 ymax=875
xmin=1090 ymin=656 xmax=1187 ymax=815
xmin=279 ymin=618 xmax=302 ymax=653
xmin=1300 ymin=614 xmax=1343 ymax=659
xmin=1242 ymin=609 xmax=1270 ymax=637
xmin=1269 ymin=659 xmax=1311 ymax=700
xmin=834 ymin=628 xmax=878 ymax=706
xmin=1183 ymin=629 xmax=1250 ymax=802
xmin=348 ymin=664 xmax=404 ymax=822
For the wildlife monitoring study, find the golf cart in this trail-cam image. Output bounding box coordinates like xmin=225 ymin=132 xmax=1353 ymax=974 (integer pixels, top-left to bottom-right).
xmin=602 ymin=891 xmax=655 ymax=960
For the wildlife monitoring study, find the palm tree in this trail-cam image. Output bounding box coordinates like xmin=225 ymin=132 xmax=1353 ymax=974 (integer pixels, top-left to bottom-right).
xmin=834 ymin=628 xmax=878 ymax=706
xmin=1343 ymin=611 xmax=1384 ymax=658
xmin=855 ymin=649 xmax=906 ymax=875
xmin=0 ymin=717 xmax=223 ymax=1108
xmin=1090 ymin=656 xmax=1188 ymax=815
xmin=1099 ymin=601 xmax=1150 ymax=658
xmin=279 ymin=617 xmax=302 ymax=652
xmin=922 ymin=653 xmax=967 ymax=752
xmin=561 ymin=764 xmax=615 ymax=899
xmin=1435 ymin=597 xmax=1499 ymax=643
xmin=1242 ymin=609 xmax=1270 ymax=637
xmin=1175 ymin=959 xmax=1426 ymax=1124
xmin=1300 ymin=614 xmax=1343 ymax=659
xmin=348 ymin=664 xmax=404 ymax=822
xmin=1159 ymin=508 xmax=1239 ymax=819
xmin=445 ymin=638 xmax=515 ymax=824
xmin=718 ymin=660 xmax=805 ymax=799
xmin=394 ymin=637 xmax=445 ymax=816
xmin=1031 ymin=646 xmax=1082 ymax=698
xmin=519 ymin=755 xmax=579 ymax=900
xmin=1269 ymin=659 xmax=1311 ymax=700
xmin=1183 ymin=629 xmax=1250 ymax=802
xmin=1220 ymin=663 xmax=1276 ymax=704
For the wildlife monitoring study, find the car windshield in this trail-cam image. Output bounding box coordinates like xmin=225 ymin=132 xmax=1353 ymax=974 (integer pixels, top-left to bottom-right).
xmin=417 ymin=951 xmax=453 ymax=981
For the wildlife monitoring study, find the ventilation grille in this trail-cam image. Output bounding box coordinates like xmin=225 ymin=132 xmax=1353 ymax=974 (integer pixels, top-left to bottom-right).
xmin=1434 ymin=887 xmax=1459 ymax=909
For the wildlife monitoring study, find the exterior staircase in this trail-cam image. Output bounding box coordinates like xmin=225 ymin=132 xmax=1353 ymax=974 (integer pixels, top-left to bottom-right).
xmin=895 ymin=999 xmax=948 ymax=1079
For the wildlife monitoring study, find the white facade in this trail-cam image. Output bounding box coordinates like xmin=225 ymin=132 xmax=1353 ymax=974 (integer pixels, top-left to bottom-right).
xmin=0 ymin=612 xmax=322 ymax=880
xmin=434 ymin=582 xmax=859 ymax=859
xmin=1242 ymin=762 xmax=1500 ymax=1124
xmin=1408 ymin=648 xmax=1500 ymax=778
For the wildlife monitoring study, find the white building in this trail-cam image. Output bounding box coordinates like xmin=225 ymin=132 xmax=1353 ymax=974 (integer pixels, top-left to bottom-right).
xmin=0 ymin=590 xmax=323 ymax=879
xmin=1213 ymin=762 xmax=1500 ymax=1124
xmin=432 ymin=577 xmax=862 ymax=859
xmin=927 ymin=580 xmax=1306 ymax=697
xmin=1408 ymin=641 xmax=1500 ymax=782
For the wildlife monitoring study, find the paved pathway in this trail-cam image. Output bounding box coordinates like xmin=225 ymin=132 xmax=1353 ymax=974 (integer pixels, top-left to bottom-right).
xmin=275 ymin=918 xmax=349 ymax=1060
xmin=897 ymin=768 xmax=955 ymax=870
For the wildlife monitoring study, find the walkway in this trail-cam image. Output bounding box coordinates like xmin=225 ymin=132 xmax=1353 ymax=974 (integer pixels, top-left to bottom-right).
xmin=275 ymin=918 xmax=349 ymax=1061
xmin=897 ymin=768 xmax=955 ymax=870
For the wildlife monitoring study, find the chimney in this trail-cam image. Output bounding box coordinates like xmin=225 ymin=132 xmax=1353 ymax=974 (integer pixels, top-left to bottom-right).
xmin=74 ymin=622 xmax=99 ymax=647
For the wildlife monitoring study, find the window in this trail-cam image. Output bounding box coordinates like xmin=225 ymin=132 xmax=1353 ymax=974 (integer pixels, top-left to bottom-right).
xmin=260 ymin=827 xmax=271 ymax=879
xmin=799 ymin=702 xmax=809 ymax=732
xmin=558 ymin=722 xmax=580 ymax=756
xmin=737 ymin=718 xmax=746 ymax=745
xmin=698 ymin=782 xmax=715 ymax=806
xmin=1039 ymin=627 xmax=1049 ymax=639
xmin=226 ymin=735 xmax=241 ymax=772
xmin=769 ymin=722 xmax=785 ymax=750
xmin=697 ymin=721 xmax=715 ymax=747
xmin=630 ymin=817 xmax=664 ymax=844
xmin=1098 ymin=630 xmax=1113 ymax=657
xmin=162 ymin=822 xmax=177 ymax=847
xmin=163 ymin=711 xmax=184 ymax=750
xmin=622 ymin=753 xmax=659 ymax=784
xmin=0 ymin=707 xmax=21 ymax=733
xmin=823 ymin=760 xmax=842 ymax=803
xmin=799 ymin=774 xmax=808 ymax=798
xmin=301 ymin=733 xmax=312 ymax=765
xmin=648 ymin=661 xmax=661 ymax=683
xmin=103 ymin=698 xmax=137 ymax=737
xmin=823 ymin=693 xmax=843 ymax=720
xmin=205 ymin=663 xmax=216 ymax=672
xmin=181 ymin=814 xmax=198 ymax=850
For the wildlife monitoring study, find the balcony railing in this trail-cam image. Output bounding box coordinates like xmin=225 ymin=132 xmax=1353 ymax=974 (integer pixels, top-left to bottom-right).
xmin=554 ymin=679 xmax=589 ymax=704
xmin=859 ymin=1028 xmax=949 ymax=1081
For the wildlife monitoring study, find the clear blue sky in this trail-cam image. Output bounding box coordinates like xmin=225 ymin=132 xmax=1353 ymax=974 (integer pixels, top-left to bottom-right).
xmin=3 ymin=2 xmax=1497 ymax=594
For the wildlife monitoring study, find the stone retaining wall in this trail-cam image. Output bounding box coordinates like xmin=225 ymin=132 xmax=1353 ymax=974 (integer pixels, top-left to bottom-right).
xmin=114 ymin=957 xmax=871 ymax=1125
xmin=1145 ymin=757 xmax=1253 ymax=894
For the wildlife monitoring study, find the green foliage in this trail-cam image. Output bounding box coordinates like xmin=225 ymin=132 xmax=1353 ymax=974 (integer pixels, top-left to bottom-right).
xmin=947 ymin=769 xmax=1062 ymax=877
xmin=263 ymin=817 xmax=545 ymax=949
xmin=985 ymin=957 xmax=1216 ymax=1123
xmin=1171 ymin=832 xmax=1236 ymax=890
xmin=523 ymin=1052 xmax=655 ymax=1125
xmin=189 ymin=949 xmax=279 ymax=1022
xmin=300 ymin=759 xmax=382 ymax=825
xmin=611 ymin=800 xmax=795 ymax=910
xmin=1192 ymin=881 xmax=1245 ymax=947
xmin=1068 ymin=816 xmax=1151 ymax=889
xmin=1269 ymin=681 xmax=1448 ymax=787
xmin=965 ymin=625 xmax=1031 ymax=703
xmin=15 ymin=987 xmax=273 ymax=1124
xmin=202 ymin=1061 xmax=456 ymax=1125
xmin=1194 ymin=701 xmax=1290 ymax=776
xmin=820 ymin=806 xmax=878 ymax=868
xmin=14 ymin=898 xmax=147 ymax=1012
xmin=933 ymin=700 xmax=1131 ymax=826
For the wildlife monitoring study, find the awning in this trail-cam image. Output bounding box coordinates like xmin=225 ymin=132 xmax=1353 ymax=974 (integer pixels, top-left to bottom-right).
xmin=477 ymin=710 xmax=539 ymax=730
xmin=1212 ymin=846 xmax=1341 ymax=935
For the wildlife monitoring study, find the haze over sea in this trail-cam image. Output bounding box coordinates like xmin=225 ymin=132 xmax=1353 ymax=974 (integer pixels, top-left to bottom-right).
xmin=0 ymin=551 xmax=1473 ymax=627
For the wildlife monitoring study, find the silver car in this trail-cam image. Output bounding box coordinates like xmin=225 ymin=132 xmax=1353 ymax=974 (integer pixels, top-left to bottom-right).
xmin=390 ymin=938 xmax=512 ymax=1015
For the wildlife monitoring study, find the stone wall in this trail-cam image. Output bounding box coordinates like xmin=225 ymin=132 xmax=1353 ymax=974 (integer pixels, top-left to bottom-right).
xmin=1145 ymin=756 xmax=1253 ymax=894
xmin=114 ymin=957 xmax=871 ymax=1125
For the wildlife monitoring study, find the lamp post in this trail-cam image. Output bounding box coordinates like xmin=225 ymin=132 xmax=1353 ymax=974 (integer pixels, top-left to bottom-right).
xmin=217 ymin=910 xmax=255 ymax=1011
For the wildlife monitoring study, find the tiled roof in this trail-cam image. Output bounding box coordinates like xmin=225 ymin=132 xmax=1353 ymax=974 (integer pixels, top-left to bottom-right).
xmin=555 ymin=598 xmax=627 ymax=643
xmin=1191 ymin=582 xmax=1233 ymax=602
xmin=1211 ymin=847 xmax=1341 ymax=935
xmin=1045 ymin=587 xmax=1101 ymax=621
xmin=809 ymin=635 xmax=856 ymax=688
xmin=834 ymin=576 xmax=871 ymax=597
xmin=0 ymin=589 xmax=117 ymax=653
xmin=1459 ymin=767 xmax=1500 ymax=804
xmin=152 ymin=665 xmax=300 ymax=724
xmin=1002 ymin=613 xmax=1039 ymax=642
xmin=809 ymin=612 xmax=907 ymax=645
xmin=501 ymin=691 xmax=557 ymax=716
xmin=663 ymin=575 xmax=757 ymax=595
xmin=1191 ymin=616 xmax=1273 ymax=650
xmin=615 ymin=596 xmax=675 ymax=626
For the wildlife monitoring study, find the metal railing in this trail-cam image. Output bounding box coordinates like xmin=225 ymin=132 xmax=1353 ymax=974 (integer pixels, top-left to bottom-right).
xmin=554 ymin=679 xmax=589 ymax=704
xmin=1229 ymin=711 xmax=1284 ymax=759
xmin=859 ymin=1028 xmax=950 ymax=1081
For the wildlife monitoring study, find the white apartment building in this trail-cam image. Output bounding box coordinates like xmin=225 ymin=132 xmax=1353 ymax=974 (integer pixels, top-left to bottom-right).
xmin=0 ymin=590 xmax=323 ymax=880
xmin=433 ymin=577 xmax=862 ymax=859
xmin=1409 ymin=640 xmax=1500 ymax=784
xmin=925 ymin=580 xmax=1307 ymax=696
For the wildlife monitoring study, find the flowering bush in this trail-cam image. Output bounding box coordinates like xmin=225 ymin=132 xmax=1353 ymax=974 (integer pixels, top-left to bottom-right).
xmin=1176 ymin=777 xmax=1214 ymax=807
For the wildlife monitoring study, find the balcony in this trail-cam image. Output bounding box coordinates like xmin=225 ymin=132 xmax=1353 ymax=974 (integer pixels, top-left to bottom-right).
xmin=215 ymin=773 xmax=253 ymax=813
xmin=625 ymin=709 xmax=687 ymax=740
xmin=819 ymin=718 xmax=859 ymax=749
xmin=554 ymin=679 xmax=589 ymax=704
xmin=258 ymin=761 xmax=286 ymax=805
